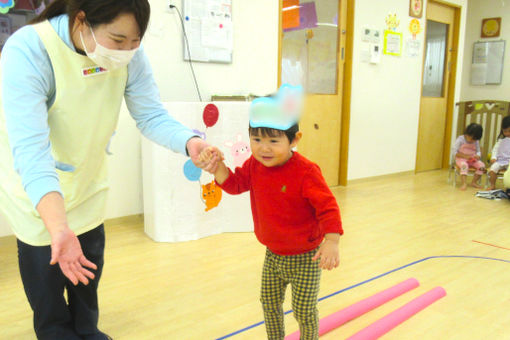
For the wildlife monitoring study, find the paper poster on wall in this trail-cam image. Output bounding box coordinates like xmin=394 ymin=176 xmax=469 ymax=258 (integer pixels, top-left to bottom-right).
xmin=282 ymin=0 xmax=300 ymax=30
xmin=362 ymin=27 xmax=381 ymax=43
xmin=471 ymin=40 xmax=505 ymax=85
xmin=405 ymin=39 xmax=421 ymax=57
xmin=470 ymin=63 xmax=487 ymax=85
xmin=383 ymin=30 xmax=402 ymax=56
xmin=408 ymin=19 xmax=422 ymax=39
xmin=473 ymin=43 xmax=488 ymax=63
xmin=182 ymin=0 xmax=233 ymax=63
xmin=284 ymin=2 xmax=318 ymax=32
xmin=385 ymin=13 xmax=400 ymax=31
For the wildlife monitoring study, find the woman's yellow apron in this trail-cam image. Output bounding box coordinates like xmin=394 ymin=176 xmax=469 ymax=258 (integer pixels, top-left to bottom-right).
xmin=0 ymin=21 xmax=127 ymax=245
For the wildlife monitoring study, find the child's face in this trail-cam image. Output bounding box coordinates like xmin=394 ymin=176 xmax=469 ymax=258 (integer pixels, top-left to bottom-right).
xmin=249 ymin=133 xmax=299 ymax=167
xmin=465 ymin=135 xmax=475 ymax=143
xmin=503 ymin=126 xmax=510 ymax=138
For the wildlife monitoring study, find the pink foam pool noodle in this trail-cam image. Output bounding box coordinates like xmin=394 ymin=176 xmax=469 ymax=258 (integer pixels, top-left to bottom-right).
xmin=346 ymin=286 xmax=446 ymax=340
xmin=285 ymin=278 xmax=419 ymax=340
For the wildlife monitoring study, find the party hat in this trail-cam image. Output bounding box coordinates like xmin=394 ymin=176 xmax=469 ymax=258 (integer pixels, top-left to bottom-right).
xmin=249 ymin=84 xmax=303 ymax=130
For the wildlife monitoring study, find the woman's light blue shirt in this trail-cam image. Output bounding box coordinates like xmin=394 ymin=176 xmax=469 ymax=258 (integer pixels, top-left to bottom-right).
xmin=1 ymin=15 xmax=196 ymax=207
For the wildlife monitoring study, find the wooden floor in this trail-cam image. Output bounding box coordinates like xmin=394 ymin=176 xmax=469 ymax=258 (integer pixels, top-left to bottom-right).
xmin=1 ymin=170 xmax=510 ymax=340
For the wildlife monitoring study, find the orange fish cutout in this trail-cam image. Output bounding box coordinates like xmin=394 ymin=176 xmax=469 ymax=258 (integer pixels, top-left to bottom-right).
xmin=202 ymin=180 xmax=222 ymax=212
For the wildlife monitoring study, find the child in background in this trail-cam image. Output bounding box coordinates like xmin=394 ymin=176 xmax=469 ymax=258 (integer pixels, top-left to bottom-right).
xmin=488 ymin=116 xmax=510 ymax=190
xmin=452 ymin=123 xmax=485 ymax=190
xmin=201 ymin=85 xmax=343 ymax=340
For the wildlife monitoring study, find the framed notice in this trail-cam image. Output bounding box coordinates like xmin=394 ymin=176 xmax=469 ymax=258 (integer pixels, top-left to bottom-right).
xmin=182 ymin=0 xmax=233 ymax=63
xmin=471 ymin=40 xmax=505 ymax=85
xmin=383 ymin=30 xmax=402 ymax=56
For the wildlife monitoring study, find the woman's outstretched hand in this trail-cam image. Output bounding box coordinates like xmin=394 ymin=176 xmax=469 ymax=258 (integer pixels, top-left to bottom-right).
xmin=50 ymin=228 xmax=97 ymax=285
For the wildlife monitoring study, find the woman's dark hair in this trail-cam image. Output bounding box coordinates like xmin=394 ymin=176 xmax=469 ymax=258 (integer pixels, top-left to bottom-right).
xmin=498 ymin=116 xmax=510 ymax=139
xmin=249 ymin=124 xmax=299 ymax=143
xmin=31 ymin=0 xmax=150 ymax=38
xmin=464 ymin=123 xmax=483 ymax=140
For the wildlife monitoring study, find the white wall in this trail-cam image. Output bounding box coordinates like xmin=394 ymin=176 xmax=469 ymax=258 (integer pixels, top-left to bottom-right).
xmin=145 ymin=0 xmax=279 ymax=101
xmin=460 ymin=0 xmax=510 ymax=101
xmin=348 ymin=0 xmax=468 ymax=180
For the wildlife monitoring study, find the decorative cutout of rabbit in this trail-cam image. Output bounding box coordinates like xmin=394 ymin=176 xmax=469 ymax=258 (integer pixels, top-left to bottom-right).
xmin=202 ymin=180 xmax=222 ymax=212
xmin=225 ymin=134 xmax=251 ymax=168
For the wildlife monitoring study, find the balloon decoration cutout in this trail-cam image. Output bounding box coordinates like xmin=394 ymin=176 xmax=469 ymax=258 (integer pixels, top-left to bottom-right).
xmin=183 ymin=159 xmax=202 ymax=181
xmin=203 ymin=104 xmax=219 ymax=128
xmin=183 ymin=103 xmax=223 ymax=211
xmin=0 ymin=0 xmax=15 ymax=14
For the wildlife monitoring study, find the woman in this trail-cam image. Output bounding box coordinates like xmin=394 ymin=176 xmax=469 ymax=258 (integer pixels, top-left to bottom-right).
xmin=0 ymin=0 xmax=217 ymax=339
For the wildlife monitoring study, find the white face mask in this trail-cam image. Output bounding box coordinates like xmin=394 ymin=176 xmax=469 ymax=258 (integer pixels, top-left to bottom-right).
xmin=79 ymin=26 xmax=138 ymax=71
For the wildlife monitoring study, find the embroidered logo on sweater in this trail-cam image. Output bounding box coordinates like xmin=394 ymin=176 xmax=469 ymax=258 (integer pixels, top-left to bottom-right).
xmin=281 ymin=185 xmax=287 ymax=193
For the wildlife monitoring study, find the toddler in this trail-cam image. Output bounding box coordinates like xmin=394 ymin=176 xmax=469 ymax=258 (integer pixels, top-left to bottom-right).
xmin=452 ymin=123 xmax=485 ymax=190
xmin=201 ymin=84 xmax=343 ymax=340
xmin=488 ymin=116 xmax=510 ymax=190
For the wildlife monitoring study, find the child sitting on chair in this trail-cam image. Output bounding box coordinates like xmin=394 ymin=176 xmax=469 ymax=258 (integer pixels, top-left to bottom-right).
xmin=200 ymin=84 xmax=343 ymax=339
xmin=488 ymin=116 xmax=510 ymax=190
xmin=452 ymin=123 xmax=485 ymax=190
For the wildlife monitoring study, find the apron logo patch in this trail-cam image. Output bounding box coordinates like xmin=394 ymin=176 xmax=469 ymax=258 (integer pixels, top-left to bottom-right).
xmin=81 ymin=66 xmax=108 ymax=77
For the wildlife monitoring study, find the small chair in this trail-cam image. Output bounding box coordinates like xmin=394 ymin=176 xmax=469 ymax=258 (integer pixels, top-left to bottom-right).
xmin=450 ymin=100 xmax=510 ymax=187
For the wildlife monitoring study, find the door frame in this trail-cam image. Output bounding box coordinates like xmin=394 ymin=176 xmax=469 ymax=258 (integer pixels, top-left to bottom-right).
xmin=277 ymin=0 xmax=354 ymax=186
xmin=416 ymin=0 xmax=461 ymax=171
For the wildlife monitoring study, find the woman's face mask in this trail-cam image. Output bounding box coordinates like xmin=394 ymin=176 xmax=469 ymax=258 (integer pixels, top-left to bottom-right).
xmin=80 ymin=25 xmax=138 ymax=71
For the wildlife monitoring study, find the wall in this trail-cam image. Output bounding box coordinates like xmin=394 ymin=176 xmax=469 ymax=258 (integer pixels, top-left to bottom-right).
xmin=460 ymin=0 xmax=510 ymax=101
xmin=348 ymin=0 xmax=468 ymax=180
xmin=145 ymin=0 xmax=279 ymax=101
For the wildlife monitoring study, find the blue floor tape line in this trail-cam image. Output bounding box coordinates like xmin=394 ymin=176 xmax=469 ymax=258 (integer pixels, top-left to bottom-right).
xmin=215 ymin=255 xmax=510 ymax=340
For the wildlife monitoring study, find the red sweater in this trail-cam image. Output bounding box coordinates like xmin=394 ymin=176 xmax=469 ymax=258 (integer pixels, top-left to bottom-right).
xmin=218 ymin=152 xmax=343 ymax=255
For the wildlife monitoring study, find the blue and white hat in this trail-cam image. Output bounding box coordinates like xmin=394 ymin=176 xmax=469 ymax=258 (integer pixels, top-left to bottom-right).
xmin=249 ymin=84 xmax=304 ymax=130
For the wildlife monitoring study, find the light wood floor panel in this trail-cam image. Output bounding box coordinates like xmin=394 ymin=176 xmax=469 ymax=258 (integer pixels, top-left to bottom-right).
xmin=1 ymin=170 xmax=510 ymax=339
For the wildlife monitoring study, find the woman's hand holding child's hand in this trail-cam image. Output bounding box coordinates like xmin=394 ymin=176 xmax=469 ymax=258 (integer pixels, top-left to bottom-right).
xmin=199 ymin=146 xmax=224 ymax=174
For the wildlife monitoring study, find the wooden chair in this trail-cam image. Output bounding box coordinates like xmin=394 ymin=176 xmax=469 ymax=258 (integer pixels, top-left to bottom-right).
xmin=449 ymin=100 xmax=510 ymax=187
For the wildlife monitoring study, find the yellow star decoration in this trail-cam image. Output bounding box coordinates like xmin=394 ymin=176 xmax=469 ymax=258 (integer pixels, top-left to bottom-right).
xmin=385 ymin=13 xmax=400 ymax=31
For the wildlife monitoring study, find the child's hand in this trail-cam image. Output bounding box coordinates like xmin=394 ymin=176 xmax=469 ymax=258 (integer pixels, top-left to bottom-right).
xmin=312 ymin=239 xmax=339 ymax=270
xmin=198 ymin=146 xmax=214 ymax=164
xmin=198 ymin=146 xmax=224 ymax=174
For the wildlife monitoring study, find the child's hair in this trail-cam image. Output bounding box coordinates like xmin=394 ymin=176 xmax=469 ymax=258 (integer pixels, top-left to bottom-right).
xmin=497 ymin=116 xmax=510 ymax=139
xmin=464 ymin=123 xmax=483 ymax=140
xmin=249 ymin=124 xmax=299 ymax=143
